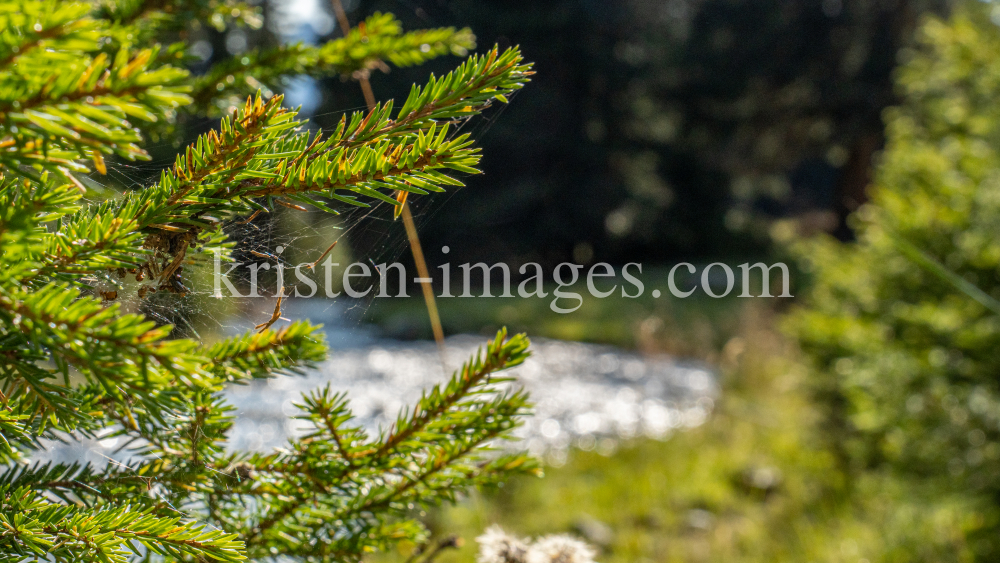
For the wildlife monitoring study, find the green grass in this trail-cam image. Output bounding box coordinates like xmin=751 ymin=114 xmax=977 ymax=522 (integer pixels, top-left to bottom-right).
xmin=371 ymin=303 xmax=980 ymax=563
xmin=364 ymin=267 xmax=757 ymax=358
xmin=383 ymin=307 xmax=839 ymax=562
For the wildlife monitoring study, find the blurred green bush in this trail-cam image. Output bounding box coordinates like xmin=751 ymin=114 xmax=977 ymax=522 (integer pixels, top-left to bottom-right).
xmin=788 ymin=3 xmax=1000 ymax=558
xmin=377 ymin=4 xmax=1000 ymax=561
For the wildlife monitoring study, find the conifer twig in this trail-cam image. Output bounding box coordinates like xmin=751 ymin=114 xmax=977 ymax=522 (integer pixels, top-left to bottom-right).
xmin=330 ymin=0 xmax=376 ymax=109
xmin=0 ymin=5 xmax=535 ymax=560
xmin=402 ymin=202 xmax=448 ymax=366
xmin=255 ymin=290 xmax=285 ymax=333
xmin=329 ymin=0 xmax=448 ymax=369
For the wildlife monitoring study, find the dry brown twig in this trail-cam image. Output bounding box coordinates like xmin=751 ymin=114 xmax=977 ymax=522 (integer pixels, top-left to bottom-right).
xmin=327 ymin=0 xmax=448 ymax=370
xmin=256 ymin=288 xmax=286 ymax=333
xmin=308 ymin=240 xmax=339 ymax=270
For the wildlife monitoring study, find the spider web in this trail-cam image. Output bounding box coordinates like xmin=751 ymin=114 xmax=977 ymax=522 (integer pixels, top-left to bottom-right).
xmin=30 ymin=1 xmax=719 ymax=491
xmin=87 ymin=89 xmax=512 ymax=345
xmin=41 ymin=89 xmax=718 ymax=494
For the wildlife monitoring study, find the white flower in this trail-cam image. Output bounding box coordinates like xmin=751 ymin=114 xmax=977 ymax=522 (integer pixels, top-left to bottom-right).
xmin=526 ymin=534 xmax=597 ymax=563
xmin=477 ymin=525 xmax=531 ymax=563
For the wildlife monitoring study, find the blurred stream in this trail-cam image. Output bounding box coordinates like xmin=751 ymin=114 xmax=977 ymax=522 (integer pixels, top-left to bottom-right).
xmin=35 ymin=301 xmax=716 ymax=466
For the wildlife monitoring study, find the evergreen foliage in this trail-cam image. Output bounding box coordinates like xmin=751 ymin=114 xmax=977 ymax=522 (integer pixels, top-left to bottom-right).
xmin=789 ymin=3 xmax=1000 ymax=558
xmin=0 ymin=1 xmax=536 ymax=561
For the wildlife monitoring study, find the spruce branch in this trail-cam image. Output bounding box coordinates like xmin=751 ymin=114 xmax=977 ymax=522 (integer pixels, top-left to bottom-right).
xmin=191 ymin=12 xmax=475 ymax=113
xmin=97 ymin=0 xmax=263 ymax=41
xmin=373 ymin=330 xmax=530 ymax=457
xmin=0 ymin=1 xmax=95 ymax=69
xmin=0 ymin=1 xmax=192 ymax=178
xmin=239 ymin=330 xmax=535 ymax=559
xmin=0 ymin=9 xmax=191 ymax=179
xmin=0 ymin=487 xmax=247 ymax=562
xmin=0 ymin=285 xmax=201 ymax=433
xmin=49 ymin=47 xmax=530 ymax=292
xmin=139 ymin=46 xmax=529 ymax=238
xmin=0 ymin=176 xmax=86 ymax=283
xmin=204 ymin=320 xmax=328 ymax=382
xmin=0 ymin=3 xmax=538 ymax=560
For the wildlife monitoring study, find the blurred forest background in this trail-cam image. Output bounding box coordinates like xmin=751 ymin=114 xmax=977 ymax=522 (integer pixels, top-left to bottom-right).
xmin=303 ymin=0 xmax=947 ymax=265
xmin=176 ymin=0 xmax=952 ymax=268
xmin=158 ymin=0 xmax=1000 ymax=561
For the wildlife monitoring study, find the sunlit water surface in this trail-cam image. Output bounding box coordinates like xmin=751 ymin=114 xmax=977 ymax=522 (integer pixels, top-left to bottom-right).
xmin=34 ymin=302 xmax=716 ymax=466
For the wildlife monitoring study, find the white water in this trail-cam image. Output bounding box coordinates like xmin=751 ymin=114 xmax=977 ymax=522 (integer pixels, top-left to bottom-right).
xmin=34 ymin=302 xmax=716 ymax=466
